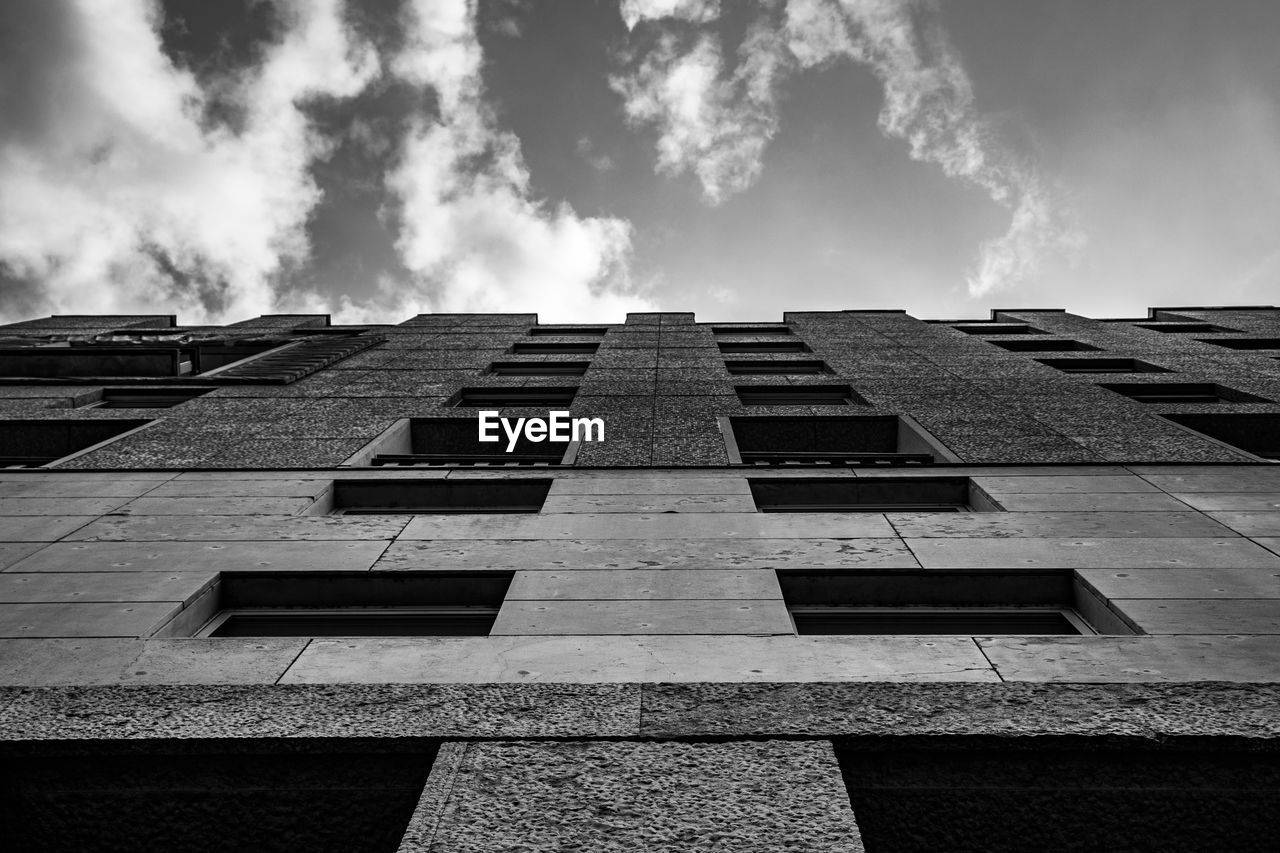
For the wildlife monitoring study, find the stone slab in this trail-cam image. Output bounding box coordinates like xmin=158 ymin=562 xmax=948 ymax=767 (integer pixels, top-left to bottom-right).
xmin=0 ymin=543 xmax=43 ymax=569
xmin=0 ymin=638 xmax=146 ymax=685
xmin=0 ymin=601 xmax=180 ymax=637
xmin=4 ymin=540 xmax=390 ymax=573
xmin=400 ymin=513 xmax=896 ymax=540
xmin=116 ymin=638 xmax=310 ymax=684
xmin=0 ymin=571 xmax=214 ymax=603
xmin=907 ymin=537 xmax=1280 ymax=569
xmin=0 ymin=516 xmax=97 ymax=542
xmin=988 ymin=492 xmax=1193 ymax=512
xmin=145 ymin=478 xmax=334 ymax=498
xmin=1208 ymin=512 xmax=1280 ymax=537
xmin=113 ymin=496 xmax=316 ymax=515
xmin=1173 ymin=493 xmax=1280 ymax=511
xmin=978 ymin=636 xmax=1280 ymax=682
xmin=64 ymin=514 xmax=409 ymax=541
xmin=280 ymin=635 xmax=998 ymax=684
xmin=547 ymin=477 xmax=752 ymax=495
xmin=0 ymin=478 xmax=168 ymax=498
xmin=971 ymin=475 xmax=1161 ymax=494
xmin=0 ymin=497 xmax=131 ymax=516
xmin=398 ymin=740 xmax=863 ymax=853
xmin=1078 ymin=568 xmax=1280 ymax=599
xmin=490 ymin=599 xmax=794 ymax=635
xmin=889 ymin=510 xmax=1234 ymax=538
xmin=540 ymin=494 xmax=758 ymax=513
xmin=1138 ymin=472 xmax=1280 ymax=493
xmin=505 ymin=569 xmax=782 ymax=600
xmin=372 ymin=538 xmax=920 ymax=571
xmin=1116 ymin=599 xmax=1280 ymax=634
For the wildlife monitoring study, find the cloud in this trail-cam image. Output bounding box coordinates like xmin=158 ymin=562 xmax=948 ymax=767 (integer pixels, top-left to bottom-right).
xmin=0 ymin=0 xmax=378 ymax=323
xmin=612 ymin=0 xmax=1084 ymax=294
xmin=619 ymin=0 xmax=721 ymax=31
xmin=379 ymin=0 xmax=654 ymax=321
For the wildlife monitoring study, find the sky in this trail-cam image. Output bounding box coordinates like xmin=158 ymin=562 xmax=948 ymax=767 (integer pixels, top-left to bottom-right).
xmin=1 ymin=0 xmax=1278 ymax=325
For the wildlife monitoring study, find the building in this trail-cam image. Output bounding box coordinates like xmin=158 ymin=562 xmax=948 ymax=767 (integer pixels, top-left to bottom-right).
xmin=1 ymin=306 xmax=1279 ymax=851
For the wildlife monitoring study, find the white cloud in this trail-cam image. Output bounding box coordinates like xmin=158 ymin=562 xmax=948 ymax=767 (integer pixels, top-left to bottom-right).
xmin=620 ymin=0 xmax=721 ymax=31
xmin=382 ymin=0 xmax=653 ymax=321
xmin=0 ymin=0 xmax=378 ymax=323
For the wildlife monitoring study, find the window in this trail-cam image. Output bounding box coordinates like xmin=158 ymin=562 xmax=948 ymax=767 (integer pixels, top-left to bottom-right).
xmin=718 ymin=341 xmax=809 ymax=354
xmin=1036 ymin=357 xmax=1169 ymax=374
xmin=0 ymin=345 xmax=192 ymax=377
xmin=344 ymin=418 xmax=576 ymax=467
xmin=1199 ymin=337 xmax=1280 ymax=350
xmin=724 ymin=415 xmax=958 ymax=466
xmin=528 ymin=326 xmax=607 ymax=336
xmin=711 ymin=325 xmax=792 ymax=336
xmin=171 ymin=571 xmax=512 ymax=638
xmin=1161 ymin=413 xmax=1280 ymax=460
xmin=749 ymin=476 xmax=982 ymax=512
xmin=990 ymin=339 xmax=1100 ymax=352
xmin=951 ymin=322 xmax=1042 ymax=335
xmin=332 ymin=478 xmax=552 ymax=514
xmin=724 ymin=359 xmax=829 ymax=375
xmin=1136 ymin=322 xmax=1237 ymax=333
xmin=1101 ymin=382 xmax=1270 ymax=404
xmin=776 ymin=569 xmax=1132 ymax=635
xmin=511 ymin=341 xmax=599 ymax=355
xmin=0 ymin=419 xmax=152 ymax=468
xmin=488 ymin=361 xmax=589 ymax=376
xmin=84 ymin=387 xmax=212 ymax=408
xmin=451 ymin=387 xmax=577 ymax=407
xmin=735 ymin=384 xmax=862 ymax=406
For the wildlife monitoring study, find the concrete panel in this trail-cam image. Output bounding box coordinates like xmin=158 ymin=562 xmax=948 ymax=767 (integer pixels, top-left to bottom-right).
xmin=1079 ymin=568 xmax=1280 ymax=599
xmin=400 ymin=512 xmax=896 ymax=540
xmin=506 ymin=569 xmax=782 ymax=600
xmin=65 ymin=514 xmax=409 ymax=541
xmin=889 ymin=511 xmax=1235 ymax=538
xmin=0 ymin=497 xmax=131 ymax=516
xmin=281 ymin=635 xmax=997 ymax=683
xmin=6 ymin=540 xmax=390 ymax=572
xmin=988 ymin=493 xmax=1193 ymax=512
xmin=0 ymin=543 xmax=43 ymax=569
xmin=0 ymin=601 xmax=181 ymax=637
xmin=117 ymin=638 xmax=310 ymax=684
xmin=373 ymin=538 xmax=920 ymax=571
xmin=1207 ymin=512 xmax=1280 ymax=537
xmin=971 ymin=475 xmax=1160 ymax=494
xmin=1116 ymin=599 xmax=1280 ymax=634
xmin=0 ymin=478 xmax=168 ymax=498
xmin=1139 ymin=472 xmax=1280 ymax=493
xmin=146 ymin=478 xmax=334 ymax=498
xmin=541 ymin=494 xmax=757 ymax=513
xmin=0 ymin=638 xmax=145 ymax=685
xmin=490 ymin=599 xmax=794 ymax=635
xmin=907 ymin=537 xmax=1280 ymax=569
xmin=1172 ymin=493 xmax=1280 ymax=511
xmin=398 ymin=740 xmax=864 ymax=853
xmin=0 ymin=515 xmax=96 ymax=542
xmin=0 ymin=572 xmax=214 ymax=603
xmin=978 ymin=635 xmax=1280 ymax=682
xmin=115 ymin=496 xmax=316 ymax=515
xmin=547 ymin=477 xmax=752 ymax=495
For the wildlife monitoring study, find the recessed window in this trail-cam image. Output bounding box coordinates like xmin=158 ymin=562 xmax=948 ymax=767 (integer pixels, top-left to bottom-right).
xmin=511 ymin=341 xmax=599 ymax=355
xmin=1101 ymin=382 xmax=1270 ymax=404
xmin=1162 ymin=413 xmax=1280 ymax=460
xmin=0 ymin=345 xmax=193 ymax=377
xmin=711 ymin=325 xmax=792 ymax=336
xmin=951 ymin=322 xmax=1041 ymax=335
xmin=452 ymin=387 xmax=577 ymax=407
xmin=749 ymin=476 xmax=979 ymax=512
xmin=1199 ymin=337 xmax=1280 ymax=350
xmin=528 ymin=327 xmax=606 ymax=336
xmin=345 ymin=418 xmax=575 ymax=467
xmin=1036 ymin=357 xmax=1169 ymax=374
xmin=725 ymin=359 xmax=829 ymax=375
xmin=488 ymin=361 xmax=589 ymax=376
xmin=777 ymin=569 xmax=1132 ymax=635
xmin=1136 ymin=322 xmax=1236 ymax=333
xmin=179 ymin=571 xmax=513 ymax=638
xmin=0 ymin=419 xmax=152 ymax=468
xmin=85 ymin=387 xmax=212 ymax=408
xmin=990 ymin=339 xmax=1100 ymax=352
xmin=333 ymin=478 xmax=552 ymax=514
xmin=725 ymin=415 xmax=957 ymax=466
xmin=735 ymin=384 xmax=863 ymax=406
xmin=718 ymin=341 xmax=809 ymax=354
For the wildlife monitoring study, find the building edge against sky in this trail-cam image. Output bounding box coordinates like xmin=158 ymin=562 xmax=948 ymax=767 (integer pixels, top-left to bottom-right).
xmin=1 ymin=306 xmax=1279 ymax=851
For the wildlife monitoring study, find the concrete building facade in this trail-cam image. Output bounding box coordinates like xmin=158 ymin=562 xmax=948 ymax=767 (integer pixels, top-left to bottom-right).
xmin=1 ymin=306 xmax=1279 ymax=850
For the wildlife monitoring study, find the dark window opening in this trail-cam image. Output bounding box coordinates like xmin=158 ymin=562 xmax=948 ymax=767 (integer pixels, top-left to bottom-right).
xmin=334 ymin=478 xmax=552 ymax=513
xmin=711 ymin=325 xmax=792 ymax=336
xmin=749 ymin=476 xmax=975 ymax=512
xmin=1200 ymin=337 xmax=1280 ymax=350
xmin=837 ymin=742 xmax=1280 ymax=853
xmin=511 ymin=341 xmax=599 ymax=355
xmin=1162 ymin=413 xmax=1280 ymax=460
xmin=725 ymin=359 xmax=829 ymax=375
xmin=0 ymin=419 xmax=150 ymax=468
xmin=2 ymin=741 xmax=438 ymax=853
xmin=736 ymin=384 xmax=863 ymax=406
xmin=951 ymin=323 xmax=1041 ymax=335
xmin=86 ymin=387 xmax=212 ymax=408
xmin=1101 ymin=382 xmax=1270 ymax=404
xmin=1036 ymin=357 xmax=1170 ymax=374
xmin=0 ymin=346 xmax=193 ymax=377
xmin=488 ymin=361 xmax=589 ymax=376
xmin=1137 ymin=322 xmax=1237 ymax=333
xmin=777 ymin=569 xmax=1130 ymax=636
xmin=452 ymin=387 xmax=577 ymax=407
xmin=528 ymin=327 xmax=606 ymax=337
xmin=355 ymin=418 xmax=573 ymax=467
xmin=726 ymin=415 xmax=954 ymax=466
xmin=718 ymin=341 xmax=809 ymax=354
xmin=990 ymin=339 xmax=1100 ymax=352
